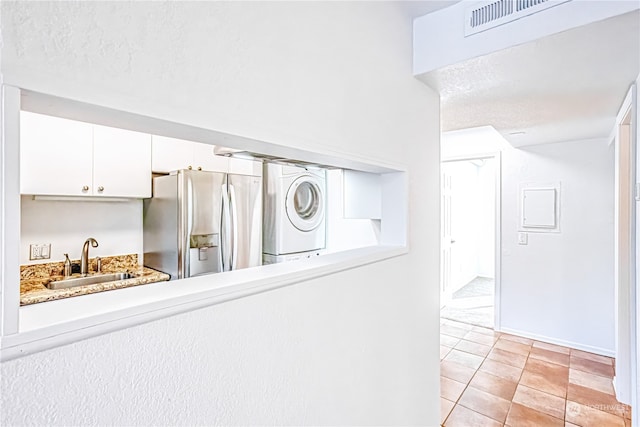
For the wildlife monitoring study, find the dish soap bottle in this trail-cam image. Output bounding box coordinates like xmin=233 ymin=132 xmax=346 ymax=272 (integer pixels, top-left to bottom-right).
xmin=63 ymin=253 xmax=72 ymax=277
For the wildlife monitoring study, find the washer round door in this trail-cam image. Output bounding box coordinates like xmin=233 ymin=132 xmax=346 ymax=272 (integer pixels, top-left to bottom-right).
xmin=285 ymin=175 xmax=325 ymax=232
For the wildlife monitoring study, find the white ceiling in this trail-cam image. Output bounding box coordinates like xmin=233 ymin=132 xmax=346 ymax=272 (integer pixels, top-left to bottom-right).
xmin=394 ymin=1 xmax=461 ymax=19
xmin=419 ymin=10 xmax=640 ymax=147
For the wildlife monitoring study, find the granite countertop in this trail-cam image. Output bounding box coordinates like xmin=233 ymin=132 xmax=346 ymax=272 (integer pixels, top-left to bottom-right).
xmin=20 ymin=254 xmax=170 ymax=306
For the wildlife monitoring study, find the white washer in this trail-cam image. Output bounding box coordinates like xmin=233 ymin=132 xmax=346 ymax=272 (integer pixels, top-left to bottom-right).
xmin=263 ymin=162 xmax=326 ymax=262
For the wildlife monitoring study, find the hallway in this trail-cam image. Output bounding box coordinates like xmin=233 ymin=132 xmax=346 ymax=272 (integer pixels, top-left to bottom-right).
xmin=440 ymin=319 xmax=631 ymax=426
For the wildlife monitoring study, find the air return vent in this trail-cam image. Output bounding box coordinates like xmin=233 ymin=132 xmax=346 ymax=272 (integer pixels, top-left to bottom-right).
xmin=465 ymin=0 xmax=571 ymax=36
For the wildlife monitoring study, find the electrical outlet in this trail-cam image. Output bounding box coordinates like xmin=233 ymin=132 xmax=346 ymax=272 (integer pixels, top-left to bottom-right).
xmin=29 ymin=243 xmax=51 ymax=260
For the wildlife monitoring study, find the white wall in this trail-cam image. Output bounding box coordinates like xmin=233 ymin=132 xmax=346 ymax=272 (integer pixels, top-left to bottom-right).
xmin=501 ymin=138 xmax=615 ymax=354
xmin=414 ymin=0 xmax=639 ymax=75
xmin=441 ymin=126 xmax=510 ymax=159
xmin=20 ymin=196 xmax=143 ymax=265
xmin=0 ymin=2 xmax=441 ymax=425
xmin=478 ymin=158 xmax=496 ymax=278
xmin=443 ymin=128 xmax=615 ymax=353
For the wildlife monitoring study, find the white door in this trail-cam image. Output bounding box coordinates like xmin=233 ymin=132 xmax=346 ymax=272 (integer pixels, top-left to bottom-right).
xmin=93 ymin=125 xmax=151 ymax=198
xmin=440 ymin=157 xmax=497 ymax=329
xmin=20 ymin=111 xmax=93 ymax=196
xmin=441 ymin=167 xmax=453 ymax=308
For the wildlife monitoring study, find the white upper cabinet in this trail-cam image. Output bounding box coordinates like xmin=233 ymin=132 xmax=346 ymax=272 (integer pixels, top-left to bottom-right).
xmin=152 ymin=135 xmax=229 ymax=173
xmin=192 ymin=142 xmax=229 ymax=172
xmin=20 ymin=111 xmax=151 ymax=198
xmin=150 ymin=135 xmax=194 ymax=173
xmin=93 ymin=125 xmax=151 ymax=198
xmin=343 ymin=170 xmax=382 ymax=219
xmin=20 ymin=111 xmax=94 ymax=196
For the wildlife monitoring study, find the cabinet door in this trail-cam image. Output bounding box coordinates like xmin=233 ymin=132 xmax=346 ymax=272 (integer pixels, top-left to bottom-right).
xmin=20 ymin=111 xmax=93 ymax=196
xmin=194 ymin=142 xmax=229 ymax=173
xmin=151 ymin=135 xmax=194 ymax=173
xmin=93 ymin=125 xmax=151 ymax=198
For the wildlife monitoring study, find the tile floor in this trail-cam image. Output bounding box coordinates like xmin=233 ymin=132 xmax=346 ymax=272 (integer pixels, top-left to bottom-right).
xmin=440 ymin=318 xmax=632 ymax=426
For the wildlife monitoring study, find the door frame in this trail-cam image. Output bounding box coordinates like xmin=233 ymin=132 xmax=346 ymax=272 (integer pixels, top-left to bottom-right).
xmin=441 ymin=152 xmax=502 ymax=330
xmin=613 ymin=82 xmax=637 ymax=413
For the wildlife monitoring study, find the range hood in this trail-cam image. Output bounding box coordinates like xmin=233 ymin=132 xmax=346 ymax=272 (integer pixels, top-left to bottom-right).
xmin=213 ymin=146 xmax=336 ymax=170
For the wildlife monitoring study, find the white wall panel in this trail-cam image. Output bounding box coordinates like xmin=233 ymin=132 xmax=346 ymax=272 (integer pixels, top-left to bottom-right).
xmin=443 ymin=129 xmax=615 ymax=353
xmin=501 ymin=139 xmax=615 ymax=353
xmin=0 ymin=2 xmax=440 ymax=425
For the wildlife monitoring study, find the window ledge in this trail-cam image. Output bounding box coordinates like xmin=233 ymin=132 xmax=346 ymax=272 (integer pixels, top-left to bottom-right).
xmin=1 ymin=245 xmax=407 ymax=361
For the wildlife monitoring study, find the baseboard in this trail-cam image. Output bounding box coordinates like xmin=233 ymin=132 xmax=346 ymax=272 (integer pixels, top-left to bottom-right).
xmin=497 ymin=326 xmax=615 ymax=357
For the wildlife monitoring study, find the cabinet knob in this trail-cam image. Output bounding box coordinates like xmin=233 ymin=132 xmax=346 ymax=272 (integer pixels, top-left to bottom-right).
xmin=98 ymin=186 xmax=104 ymax=192
xmin=197 ymin=167 xmax=202 ymax=171
xmin=82 ymin=185 xmax=89 ymax=192
xmin=188 ymin=166 xmax=192 ymax=170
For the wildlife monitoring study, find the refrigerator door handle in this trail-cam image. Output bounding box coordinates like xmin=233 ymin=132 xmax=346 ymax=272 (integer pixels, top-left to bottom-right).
xmin=229 ymin=184 xmax=239 ymax=271
xmin=183 ymin=173 xmax=194 ymax=278
xmin=221 ymin=184 xmax=232 ymax=272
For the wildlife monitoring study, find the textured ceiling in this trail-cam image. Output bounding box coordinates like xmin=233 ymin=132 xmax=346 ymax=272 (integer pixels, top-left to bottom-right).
xmin=419 ymin=10 xmax=640 ymax=147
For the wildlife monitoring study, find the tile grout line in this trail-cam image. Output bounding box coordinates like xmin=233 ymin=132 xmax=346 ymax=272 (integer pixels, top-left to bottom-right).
xmin=516 ymin=342 xmax=571 ymax=424
xmin=442 ymin=321 xmax=628 ymax=426
xmin=442 ymin=328 xmax=494 ymax=426
xmin=447 ymin=329 xmax=561 ymax=425
xmin=507 ymin=338 xmax=529 ymax=426
xmin=444 ymin=328 xmax=510 ymax=426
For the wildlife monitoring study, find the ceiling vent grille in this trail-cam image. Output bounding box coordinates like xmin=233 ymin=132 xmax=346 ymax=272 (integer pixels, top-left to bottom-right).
xmin=465 ymin=0 xmax=571 ymax=36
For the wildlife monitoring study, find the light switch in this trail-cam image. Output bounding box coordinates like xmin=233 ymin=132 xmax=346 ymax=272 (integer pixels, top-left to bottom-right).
xmin=518 ymin=232 xmax=528 ymax=245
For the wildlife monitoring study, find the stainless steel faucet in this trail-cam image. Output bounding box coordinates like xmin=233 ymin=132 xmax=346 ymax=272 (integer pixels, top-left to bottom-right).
xmin=81 ymin=238 xmax=99 ymax=276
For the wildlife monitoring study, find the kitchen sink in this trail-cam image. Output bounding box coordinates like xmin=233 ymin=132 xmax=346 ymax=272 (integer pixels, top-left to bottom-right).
xmin=47 ymin=272 xmax=133 ymax=290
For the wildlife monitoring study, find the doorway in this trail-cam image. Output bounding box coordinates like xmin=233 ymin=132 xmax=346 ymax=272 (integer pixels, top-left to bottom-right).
xmin=441 ymin=156 xmax=497 ymax=329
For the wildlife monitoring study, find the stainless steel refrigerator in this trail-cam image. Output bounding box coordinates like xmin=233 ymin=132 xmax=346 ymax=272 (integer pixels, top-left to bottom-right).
xmin=143 ymin=169 xmax=262 ymax=279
